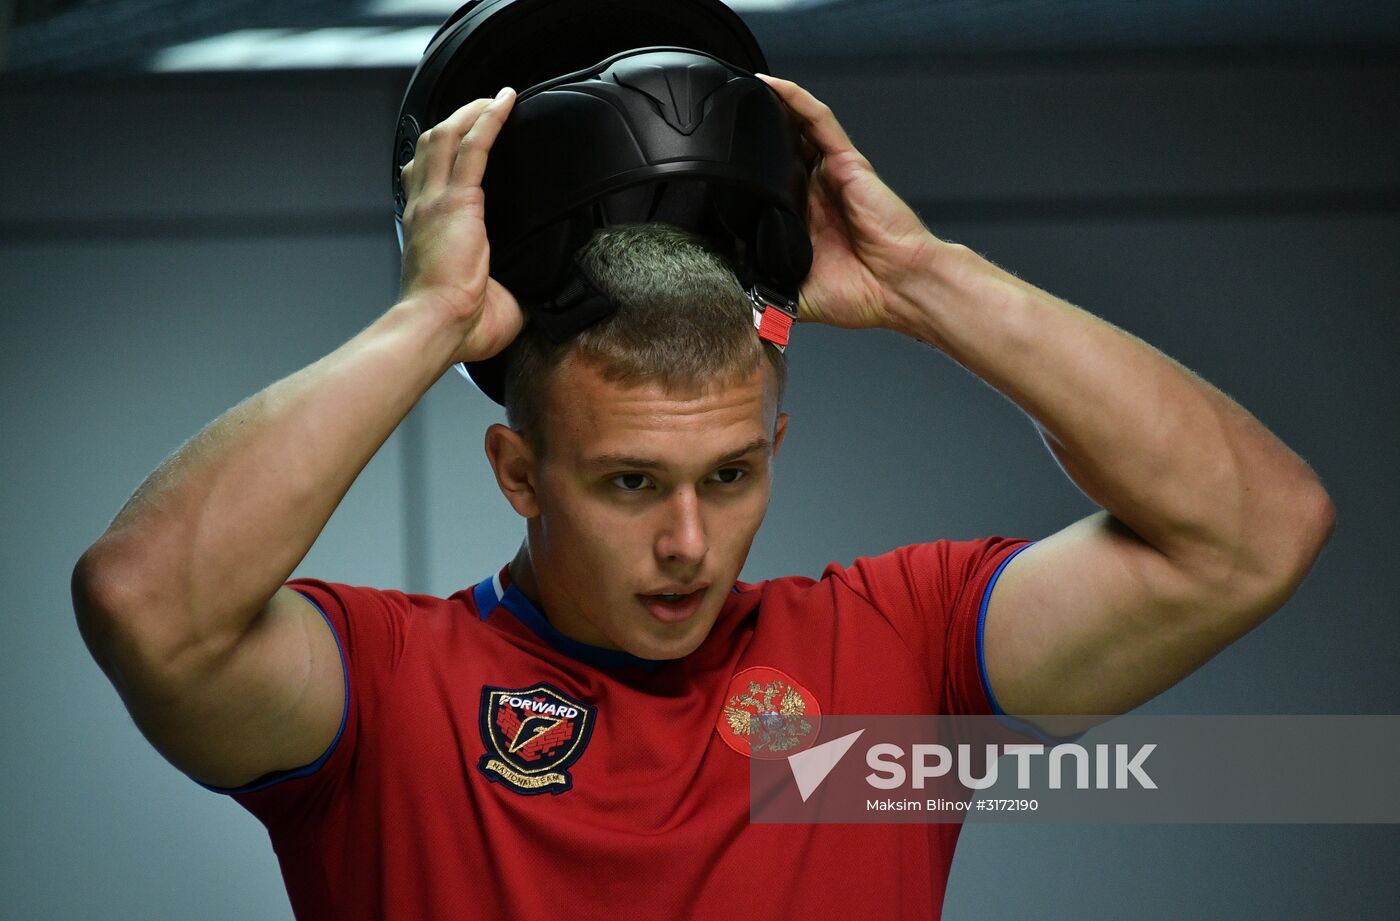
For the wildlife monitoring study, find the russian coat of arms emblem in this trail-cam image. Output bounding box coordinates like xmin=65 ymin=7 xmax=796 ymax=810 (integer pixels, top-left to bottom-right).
xmin=716 ymin=666 xmax=821 ymax=759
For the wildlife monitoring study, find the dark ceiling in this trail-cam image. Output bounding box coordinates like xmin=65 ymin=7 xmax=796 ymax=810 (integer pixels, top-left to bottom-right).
xmin=4 ymin=0 xmax=1399 ymax=78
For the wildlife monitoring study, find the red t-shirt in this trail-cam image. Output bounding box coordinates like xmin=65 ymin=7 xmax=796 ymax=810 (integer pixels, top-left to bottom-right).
xmin=216 ymin=537 xmax=1033 ymax=920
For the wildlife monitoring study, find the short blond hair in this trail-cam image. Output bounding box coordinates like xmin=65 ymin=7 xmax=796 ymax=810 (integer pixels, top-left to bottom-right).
xmin=502 ymin=222 xmax=786 ymax=449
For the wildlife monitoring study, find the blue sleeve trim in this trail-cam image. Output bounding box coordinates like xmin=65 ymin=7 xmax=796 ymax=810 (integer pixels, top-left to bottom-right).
xmin=197 ymin=590 xmax=351 ymax=796
xmin=974 ymin=542 xmax=1090 ymax=746
xmin=974 ymin=541 xmax=1036 ymax=718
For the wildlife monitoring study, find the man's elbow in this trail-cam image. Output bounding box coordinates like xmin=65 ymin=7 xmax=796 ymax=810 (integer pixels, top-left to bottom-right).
xmin=71 ymin=540 xmax=198 ymax=690
xmin=1299 ymin=481 xmax=1332 ymax=559
xmin=72 ymin=541 xmax=152 ymax=671
xmin=74 ymin=542 xmax=134 ymax=631
xmin=1275 ymin=480 xmax=1336 ymax=583
xmin=1228 ymin=480 xmax=1336 ymax=619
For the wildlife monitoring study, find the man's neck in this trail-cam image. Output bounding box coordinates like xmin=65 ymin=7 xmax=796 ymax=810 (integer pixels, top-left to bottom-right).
xmin=506 ymin=542 xmax=540 ymax=609
xmin=505 ymin=542 xmax=621 ymax=651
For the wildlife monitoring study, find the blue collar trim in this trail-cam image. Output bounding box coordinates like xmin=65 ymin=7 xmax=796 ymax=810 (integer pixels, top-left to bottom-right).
xmin=473 ymin=570 xmax=665 ymax=673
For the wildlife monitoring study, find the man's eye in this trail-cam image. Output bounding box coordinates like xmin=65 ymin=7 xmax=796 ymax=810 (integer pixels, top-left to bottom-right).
xmin=708 ymin=467 xmax=746 ymax=485
xmin=611 ymin=473 xmax=651 ymax=491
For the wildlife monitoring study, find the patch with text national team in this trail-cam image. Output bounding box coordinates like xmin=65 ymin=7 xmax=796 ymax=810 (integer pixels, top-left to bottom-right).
xmin=478 ymin=683 xmax=596 ymax=795
xmin=717 ymin=666 xmax=821 ymax=760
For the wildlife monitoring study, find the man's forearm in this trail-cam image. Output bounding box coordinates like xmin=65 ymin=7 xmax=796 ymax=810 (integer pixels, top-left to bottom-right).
xmin=74 ymin=297 xmax=468 ymax=651
xmin=884 ymin=242 xmax=1333 ymax=586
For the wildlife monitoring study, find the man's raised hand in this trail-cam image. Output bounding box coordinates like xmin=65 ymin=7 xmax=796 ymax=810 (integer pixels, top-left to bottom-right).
xmin=755 ymin=74 xmax=945 ymax=333
xmin=398 ymin=87 xmax=525 ymax=366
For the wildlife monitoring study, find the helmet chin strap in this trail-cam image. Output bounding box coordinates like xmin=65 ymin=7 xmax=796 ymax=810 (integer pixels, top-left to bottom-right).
xmin=527 ymin=257 xmax=621 ymax=343
xmin=747 ymin=283 xmax=799 ymax=352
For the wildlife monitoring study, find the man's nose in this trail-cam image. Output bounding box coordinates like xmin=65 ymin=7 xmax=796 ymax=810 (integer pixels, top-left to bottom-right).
xmin=655 ymin=488 xmax=708 ymax=568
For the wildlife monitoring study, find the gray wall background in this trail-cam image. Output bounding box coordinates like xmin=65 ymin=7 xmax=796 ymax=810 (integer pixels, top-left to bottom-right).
xmin=2 ymin=53 xmax=1397 ymax=918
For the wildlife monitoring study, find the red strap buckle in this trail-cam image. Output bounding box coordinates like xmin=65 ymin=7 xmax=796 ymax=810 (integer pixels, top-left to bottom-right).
xmin=758 ymin=305 xmax=794 ymax=348
xmin=748 ymin=285 xmax=799 ymax=352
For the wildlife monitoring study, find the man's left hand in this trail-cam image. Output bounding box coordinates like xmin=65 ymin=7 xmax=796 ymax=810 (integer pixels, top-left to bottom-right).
xmin=756 ymin=73 xmax=942 ymax=331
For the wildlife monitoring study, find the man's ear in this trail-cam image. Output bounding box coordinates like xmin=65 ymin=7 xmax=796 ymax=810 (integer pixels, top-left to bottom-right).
xmin=484 ymin=424 xmax=540 ymax=518
xmin=772 ymin=412 xmax=790 ymax=459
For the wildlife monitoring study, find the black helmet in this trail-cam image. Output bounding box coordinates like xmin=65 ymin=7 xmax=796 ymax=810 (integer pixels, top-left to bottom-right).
xmin=393 ymin=0 xmax=812 ymax=404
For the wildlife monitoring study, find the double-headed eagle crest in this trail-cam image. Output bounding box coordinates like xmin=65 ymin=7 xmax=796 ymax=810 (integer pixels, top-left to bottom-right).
xmin=723 ymin=677 xmax=814 ymax=754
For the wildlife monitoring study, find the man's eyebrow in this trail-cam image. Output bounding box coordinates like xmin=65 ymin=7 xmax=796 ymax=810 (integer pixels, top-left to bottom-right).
xmin=584 ymin=437 xmax=772 ymax=471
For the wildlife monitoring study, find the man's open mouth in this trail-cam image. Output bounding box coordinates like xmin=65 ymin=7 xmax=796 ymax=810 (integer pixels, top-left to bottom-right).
xmin=639 ymin=587 xmax=708 ymax=624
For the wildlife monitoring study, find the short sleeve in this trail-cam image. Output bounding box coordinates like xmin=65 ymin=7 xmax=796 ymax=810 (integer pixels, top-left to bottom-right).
xmin=211 ymin=579 xmax=416 ymax=828
xmin=842 ymin=537 xmax=1035 ymax=717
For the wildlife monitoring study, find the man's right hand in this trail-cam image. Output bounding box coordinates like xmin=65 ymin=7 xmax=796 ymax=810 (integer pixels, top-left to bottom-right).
xmin=71 ymin=92 xmax=529 ymax=789
xmin=397 ymin=87 xmax=524 ymax=367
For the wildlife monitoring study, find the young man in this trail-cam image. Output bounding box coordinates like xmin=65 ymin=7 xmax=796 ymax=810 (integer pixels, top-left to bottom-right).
xmin=72 ymin=78 xmax=1334 ymax=918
